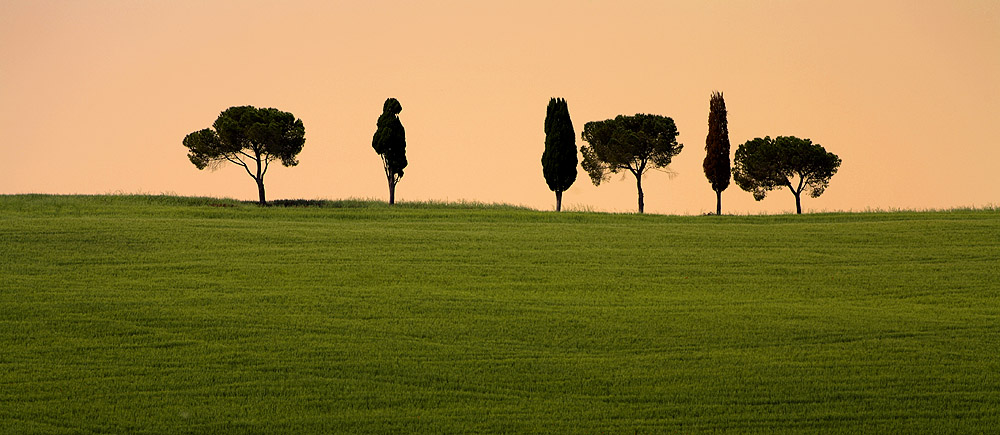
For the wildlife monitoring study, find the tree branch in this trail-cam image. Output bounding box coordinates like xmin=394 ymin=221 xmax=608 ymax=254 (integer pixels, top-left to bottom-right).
xmin=224 ymin=154 xmax=256 ymax=180
xmin=782 ymin=177 xmax=796 ymax=194
xmin=261 ymin=156 xmax=272 ymax=177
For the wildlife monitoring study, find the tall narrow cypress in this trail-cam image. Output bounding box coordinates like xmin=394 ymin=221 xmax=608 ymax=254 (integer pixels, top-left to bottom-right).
xmin=541 ymin=98 xmax=578 ymax=211
xmin=703 ymin=91 xmax=731 ymax=215
xmin=372 ymin=98 xmax=407 ymax=205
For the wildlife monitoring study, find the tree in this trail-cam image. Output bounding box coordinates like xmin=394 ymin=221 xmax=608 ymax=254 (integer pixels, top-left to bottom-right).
xmin=733 ymin=136 xmax=841 ymax=214
xmin=372 ymin=98 xmax=407 ymax=205
xmin=183 ymin=106 xmax=305 ymax=205
xmin=580 ymin=114 xmax=682 ymax=213
xmin=703 ymin=91 xmax=731 ymax=215
xmin=541 ymin=98 xmax=578 ymax=212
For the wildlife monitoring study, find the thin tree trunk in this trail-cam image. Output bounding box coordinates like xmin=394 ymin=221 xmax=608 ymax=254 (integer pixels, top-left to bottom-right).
xmin=555 ymin=190 xmax=562 ymax=212
xmin=254 ymin=154 xmax=266 ymax=205
xmin=793 ymin=175 xmax=805 ymax=214
xmin=716 ymin=189 xmax=722 ymax=215
xmin=256 ymin=178 xmax=266 ymax=205
xmin=383 ymin=162 xmax=396 ymax=205
xmin=636 ymin=176 xmax=644 ymax=214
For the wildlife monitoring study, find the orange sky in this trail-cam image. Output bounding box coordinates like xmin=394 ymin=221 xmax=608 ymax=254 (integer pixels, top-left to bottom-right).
xmin=2 ymin=0 xmax=998 ymax=214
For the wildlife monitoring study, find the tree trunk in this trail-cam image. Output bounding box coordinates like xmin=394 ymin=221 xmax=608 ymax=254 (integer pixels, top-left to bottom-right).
xmin=792 ymin=175 xmax=805 ymax=214
xmin=636 ymin=176 xmax=644 ymax=214
xmin=716 ymin=189 xmax=722 ymax=215
xmin=256 ymin=178 xmax=266 ymax=205
xmin=388 ymin=180 xmax=395 ymax=205
xmin=254 ymin=153 xmax=266 ymax=205
xmin=555 ymin=190 xmax=563 ymax=212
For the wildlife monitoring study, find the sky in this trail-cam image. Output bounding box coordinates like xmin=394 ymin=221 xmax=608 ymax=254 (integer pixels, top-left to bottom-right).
xmin=2 ymin=0 xmax=998 ymax=214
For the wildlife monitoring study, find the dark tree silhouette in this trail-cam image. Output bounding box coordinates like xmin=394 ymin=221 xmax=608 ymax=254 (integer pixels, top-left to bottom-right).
xmin=580 ymin=114 xmax=683 ymax=213
xmin=703 ymin=91 xmax=731 ymax=215
xmin=541 ymin=98 xmax=578 ymax=212
xmin=183 ymin=106 xmax=305 ymax=205
xmin=733 ymin=136 xmax=841 ymax=214
xmin=372 ymin=98 xmax=407 ymax=205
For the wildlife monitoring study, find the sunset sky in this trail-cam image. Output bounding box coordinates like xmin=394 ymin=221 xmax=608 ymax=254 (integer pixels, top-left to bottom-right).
xmin=2 ymin=0 xmax=998 ymax=214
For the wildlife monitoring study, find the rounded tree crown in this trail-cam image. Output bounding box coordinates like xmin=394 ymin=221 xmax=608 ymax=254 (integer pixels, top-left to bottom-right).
xmin=733 ymin=136 xmax=841 ymax=201
xmin=580 ymin=113 xmax=682 ymax=185
xmin=184 ymin=105 xmax=305 ymax=169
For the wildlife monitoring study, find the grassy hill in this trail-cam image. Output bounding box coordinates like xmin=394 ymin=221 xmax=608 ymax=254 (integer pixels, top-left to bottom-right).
xmin=2 ymin=195 xmax=998 ymax=433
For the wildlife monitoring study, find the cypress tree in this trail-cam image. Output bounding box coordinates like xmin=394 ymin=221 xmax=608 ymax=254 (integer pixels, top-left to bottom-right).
xmin=372 ymin=98 xmax=407 ymax=205
xmin=541 ymin=98 xmax=578 ymax=211
xmin=703 ymin=91 xmax=731 ymax=215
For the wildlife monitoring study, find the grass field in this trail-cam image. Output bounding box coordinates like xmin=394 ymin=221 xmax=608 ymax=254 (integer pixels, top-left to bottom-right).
xmin=1 ymin=195 xmax=998 ymax=433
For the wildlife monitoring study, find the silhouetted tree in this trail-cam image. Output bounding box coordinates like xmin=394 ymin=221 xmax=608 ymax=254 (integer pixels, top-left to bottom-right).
xmin=703 ymin=91 xmax=731 ymax=215
xmin=372 ymin=98 xmax=407 ymax=204
xmin=541 ymin=98 xmax=578 ymax=211
xmin=580 ymin=114 xmax=683 ymax=213
xmin=733 ymin=136 xmax=841 ymax=214
xmin=183 ymin=106 xmax=305 ymax=205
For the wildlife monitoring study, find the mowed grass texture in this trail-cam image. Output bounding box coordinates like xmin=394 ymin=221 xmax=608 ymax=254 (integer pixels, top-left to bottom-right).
xmin=1 ymin=195 xmax=998 ymax=433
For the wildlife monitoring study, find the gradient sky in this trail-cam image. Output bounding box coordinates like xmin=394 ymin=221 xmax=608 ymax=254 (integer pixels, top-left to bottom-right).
xmin=2 ymin=0 xmax=998 ymax=214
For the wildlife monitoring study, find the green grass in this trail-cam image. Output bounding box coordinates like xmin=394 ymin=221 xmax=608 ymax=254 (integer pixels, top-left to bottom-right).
xmin=1 ymin=194 xmax=998 ymax=433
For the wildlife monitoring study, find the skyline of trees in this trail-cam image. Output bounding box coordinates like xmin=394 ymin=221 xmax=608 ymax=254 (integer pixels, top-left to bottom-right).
xmin=182 ymin=97 xmax=841 ymax=214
